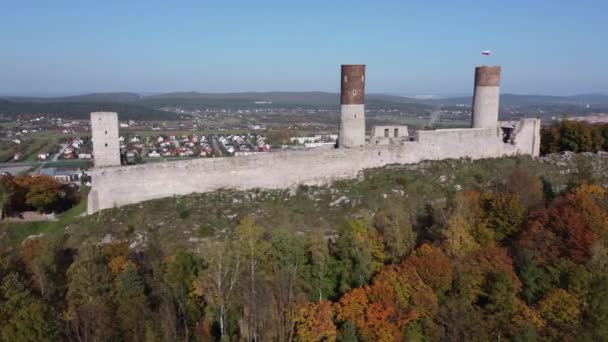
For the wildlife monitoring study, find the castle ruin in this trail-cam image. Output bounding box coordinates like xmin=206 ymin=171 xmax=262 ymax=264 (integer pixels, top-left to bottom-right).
xmin=87 ymin=66 xmax=541 ymax=214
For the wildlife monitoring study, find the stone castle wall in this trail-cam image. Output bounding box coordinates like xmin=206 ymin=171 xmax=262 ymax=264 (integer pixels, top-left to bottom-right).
xmin=87 ymin=118 xmax=541 ymax=214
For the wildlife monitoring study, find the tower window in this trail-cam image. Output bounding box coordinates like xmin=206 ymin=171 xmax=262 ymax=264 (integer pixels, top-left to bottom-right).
xmin=105 ymin=143 xmax=108 ymax=147
xmin=344 ymin=75 xmax=348 ymax=82
xmin=394 ymin=128 xmax=399 ymax=137
xmin=384 ymin=128 xmax=389 ymax=137
xmin=362 ymin=75 xmax=365 ymax=82
xmin=105 ymin=130 xmax=107 ymax=134
xmin=353 ymin=89 xmax=357 ymax=95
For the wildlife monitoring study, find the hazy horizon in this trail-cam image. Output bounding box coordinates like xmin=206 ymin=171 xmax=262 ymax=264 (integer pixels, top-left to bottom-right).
xmin=1 ymin=0 xmax=607 ymax=96
xmin=1 ymin=90 xmax=606 ymax=99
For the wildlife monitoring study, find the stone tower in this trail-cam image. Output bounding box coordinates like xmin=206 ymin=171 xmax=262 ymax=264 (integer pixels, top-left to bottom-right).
xmin=339 ymin=64 xmax=366 ymax=148
xmin=91 ymin=112 xmax=120 ymax=167
xmin=471 ymin=66 xmax=501 ymax=128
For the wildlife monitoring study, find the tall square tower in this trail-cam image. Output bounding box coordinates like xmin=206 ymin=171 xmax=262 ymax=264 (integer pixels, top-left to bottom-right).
xmin=91 ymin=112 xmax=121 ymax=167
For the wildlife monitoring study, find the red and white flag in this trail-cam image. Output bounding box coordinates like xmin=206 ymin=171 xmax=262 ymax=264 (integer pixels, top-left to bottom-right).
xmin=481 ymin=50 xmax=491 ymax=55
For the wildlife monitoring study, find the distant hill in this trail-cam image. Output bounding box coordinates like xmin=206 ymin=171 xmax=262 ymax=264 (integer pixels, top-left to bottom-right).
xmin=1 ymin=91 xmax=607 ymax=119
xmin=0 ymin=99 xmax=183 ymax=120
xmin=1 ymin=92 xmax=142 ymax=103
xmin=140 ymin=91 xmax=608 ymax=108
xmin=140 ymin=91 xmax=430 ymax=109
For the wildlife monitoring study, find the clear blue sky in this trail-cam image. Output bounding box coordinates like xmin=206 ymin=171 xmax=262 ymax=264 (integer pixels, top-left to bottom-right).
xmin=1 ymin=0 xmax=606 ymax=96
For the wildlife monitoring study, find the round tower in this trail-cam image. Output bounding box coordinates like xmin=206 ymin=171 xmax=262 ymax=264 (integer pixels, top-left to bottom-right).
xmin=339 ymin=64 xmax=366 ymax=148
xmin=471 ymin=66 xmax=501 ymax=128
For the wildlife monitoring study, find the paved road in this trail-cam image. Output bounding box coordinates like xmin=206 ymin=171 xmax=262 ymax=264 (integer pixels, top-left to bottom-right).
xmin=0 ymin=144 xmax=75 ymax=174
xmin=0 ymin=161 xmax=39 ymax=169
xmin=52 ymin=144 xmax=68 ymax=162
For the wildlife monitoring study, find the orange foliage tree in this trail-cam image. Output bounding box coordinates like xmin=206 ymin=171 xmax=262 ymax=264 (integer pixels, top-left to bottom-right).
xmin=293 ymin=300 xmax=337 ymax=342
xmin=405 ymin=244 xmax=453 ymax=294
xmin=518 ymin=201 xmax=595 ymax=264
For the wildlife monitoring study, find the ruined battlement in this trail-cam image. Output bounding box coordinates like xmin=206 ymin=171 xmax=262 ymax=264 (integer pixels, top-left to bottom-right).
xmin=87 ymin=65 xmax=541 ymax=214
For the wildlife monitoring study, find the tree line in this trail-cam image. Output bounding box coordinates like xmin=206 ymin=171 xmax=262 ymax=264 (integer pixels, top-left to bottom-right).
xmin=0 ymin=175 xmax=80 ymax=216
xmin=1 ymin=167 xmax=608 ymax=341
xmin=541 ymin=120 xmax=608 ymax=155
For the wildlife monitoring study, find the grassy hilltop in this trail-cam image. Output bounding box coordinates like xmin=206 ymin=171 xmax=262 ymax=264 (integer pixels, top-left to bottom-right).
xmin=3 ymin=153 xmax=604 ymax=250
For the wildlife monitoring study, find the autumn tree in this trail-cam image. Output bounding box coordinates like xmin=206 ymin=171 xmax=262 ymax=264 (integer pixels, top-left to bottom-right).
xmin=20 ymin=236 xmax=60 ymax=297
xmin=518 ymin=202 xmax=595 ymax=264
xmin=568 ymin=185 xmax=608 ymax=236
xmin=293 ymin=300 xmax=337 ymax=342
xmin=504 ymin=165 xmax=545 ymax=209
xmin=538 ymin=288 xmax=581 ymax=339
xmin=405 ymin=244 xmax=453 ymax=294
xmin=440 ymin=203 xmax=480 ymax=257
xmin=335 ymin=263 xmax=431 ymax=342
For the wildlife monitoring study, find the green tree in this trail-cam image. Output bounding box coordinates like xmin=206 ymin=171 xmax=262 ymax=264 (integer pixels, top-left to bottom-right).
xmin=517 ymin=252 xmax=555 ymax=305
xmin=373 ymin=204 xmax=417 ymax=263
xmin=236 ymin=217 xmax=270 ymax=342
xmin=163 ymin=251 xmax=202 ymax=342
xmin=200 ymin=239 xmax=240 ymax=340
xmin=334 ymin=219 xmax=385 ymax=292
xmin=116 ymin=268 xmax=150 ymax=342
xmin=0 ymin=179 xmax=8 ymax=219
xmin=0 ymin=273 xmax=59 ymax=342
xmin=270 ymin=229 xmax=306 ymax=342
xmin=23 ymin=176 xmax=62 ymax=212
xmin=585 ymin=273 xmax=608 ymax=341
xmin=64 ymin=245 xmax=116 ymax=342
xmin=481 ymin=272 xmax=518 ymax=339
xmin=338 ymin=321 xmax=359 ymax=342
xmin=305 ymin=228 xmax=335 ymax=302
xmin=481 ymin=193 xmax=525 ymax=241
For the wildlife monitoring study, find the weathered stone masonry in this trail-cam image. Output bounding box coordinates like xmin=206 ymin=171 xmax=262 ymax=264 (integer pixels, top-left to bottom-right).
xmin=87 ymin=65 xmax=541 ymax=214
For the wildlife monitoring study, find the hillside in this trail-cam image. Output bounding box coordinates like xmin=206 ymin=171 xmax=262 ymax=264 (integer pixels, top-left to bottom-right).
xmin=18 ymin=153 xmax=608 ymax=250
xmin=1 ymin=92 xmax=142 ymax=103
xmin=1 ymin=153 xmax=608 ymax=341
